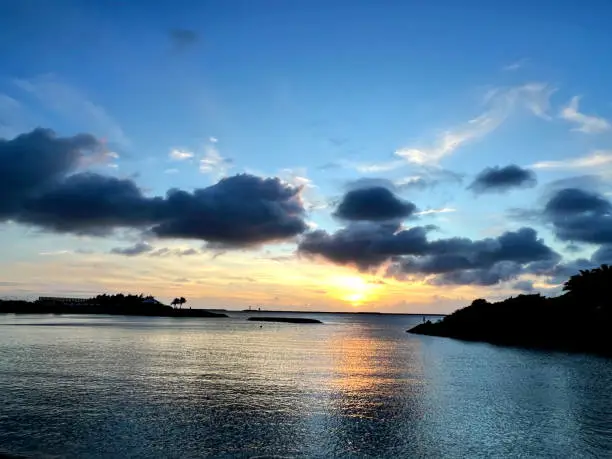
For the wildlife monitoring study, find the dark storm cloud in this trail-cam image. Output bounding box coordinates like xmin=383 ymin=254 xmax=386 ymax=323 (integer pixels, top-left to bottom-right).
xmin=468 ymin=165 xmax=536 ymax=194
xmin=398 ymin=227 xmax=560 ymax=285
xmin=151 ymin=174 xmax=308 ymax=245
xmin=0 ymin=128 xmax=100 ymax=217
xmin=544 ymin=188 xmax=611 ymax=216
xmin=543 ymin=188 xmax=612 ymax=244
xmin=299 ymin=222 xmax=432 ymax=270
xmin=110 ymin=241 xmax=154 ymax=256
xmin=334 ymin=186 xmax=417 ymax=221
xmin=591 ymin=245 xmax=612 ymax=265
xmin=169 ymin=28 xmax=199 ymax=51
xmin=18 ymin=173 xmax=163 ymax=235
xmin=430 ymin=262 xmax=524 ymax=286
xmin=299 ymin=223 xmax=559 ymax=285
xmin=0 ymin=129 xmax=308 ymax=247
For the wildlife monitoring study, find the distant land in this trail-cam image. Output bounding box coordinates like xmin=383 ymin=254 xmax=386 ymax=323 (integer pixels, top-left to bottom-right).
xmin=0 ymin=294 xmax=227 ymax=318
xmin=240 ymin=308 xmax=446 ymax=316
xmin=0 ymin=295 xmax=448 ymax=318
xmin=409 ymin=265 xmax=612 ymax=357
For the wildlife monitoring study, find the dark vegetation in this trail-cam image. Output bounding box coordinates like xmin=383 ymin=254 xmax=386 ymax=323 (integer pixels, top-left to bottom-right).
xmin=0 ymin=294 xmax=227 ymax=318
xmin=409 ymin=265 xmax=612 ymax=356
xmin=248 ymin=317 xmax=323 ymax=324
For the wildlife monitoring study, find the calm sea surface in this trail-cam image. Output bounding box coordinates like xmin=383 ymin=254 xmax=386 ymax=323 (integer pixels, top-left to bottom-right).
xmin=0 ymin=313 xmax=610 ymax=458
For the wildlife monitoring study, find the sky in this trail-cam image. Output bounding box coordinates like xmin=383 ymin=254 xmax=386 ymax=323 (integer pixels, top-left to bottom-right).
xmin=2 ymin=0 xmax=612 ymax=312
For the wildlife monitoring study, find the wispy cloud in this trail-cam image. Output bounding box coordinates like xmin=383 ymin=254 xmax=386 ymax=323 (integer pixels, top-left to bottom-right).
xmin=79 ymin=147 xmax=120 ymax=169
xmin=0 ymin=94 xmax=25 ymax=138
xmin=110 ymin=242 xmax=153 ymax=257
xmin=559 ymin=96 xmax=610 ymax=134
xmin=415 ymin=207 xmax=457 ymax=216
xmin=169 ymin=148 xmax=194 ymax=160
xmin=395 ymin=83 xmax=555 ymax=165
xmin=531 ymin=151 xmax=612 ymax=169
xmin=502 ymin=58 xmax=528 ymax=71
xmin=14 ymin=74 xmax=129 ymax=146
xmin=164 ymin=168 xmax=179 ymax=174
xmin=38 ymin=250 xmax=72 ymax=256
xmin=328 ymin=158 xmax=406 ymax=173
xmin=199 ymin=141 xmax=232 ymax=177
xmin=279 ymin=168 xmax=327 ymax=211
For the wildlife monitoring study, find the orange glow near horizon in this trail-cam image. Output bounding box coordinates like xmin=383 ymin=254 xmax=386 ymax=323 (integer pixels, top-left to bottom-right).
xmin=327 ymin=275 xmax=381 ymax=306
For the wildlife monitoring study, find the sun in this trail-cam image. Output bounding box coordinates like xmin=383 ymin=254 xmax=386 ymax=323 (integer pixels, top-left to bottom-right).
xmin=328 ymin=275 xmax=378 ymax=306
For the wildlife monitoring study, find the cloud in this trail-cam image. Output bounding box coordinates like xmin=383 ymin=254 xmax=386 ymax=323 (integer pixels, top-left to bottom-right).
xmin=344 ymin=168 xmax=463 ymax=193
xmin=299 ymin=222 xmax=432 ymax=270
xmin=0 ymin=128 xmax=100 ymax=218
xmin=0 ymin=94 xmax=26 ymax=139
xmin=278 ymin=168 xmax=326 ymax=212
xmin=110 ymin=243 xmax=202 ymax=257
xmin=299 ymin=222 xmax=559 ymax=286
xmin=531 ymin=151 xmax=612 ymax=170
xmin=152 ymin=175 xmax=307 ymax=245
xmin=395 ymin=83 xmax=554 ymax=165
xmin=560 ymin=96 xmax=610 ymax=134
xmin=169 ymin=28 xmax=199 ymax=52
xmin=199 ymin=143 xmax=232 ymax=177
xmin=150 ymin=247 xmax=200 ymax=257
xmin=14 ymin=75 xmax=129 ymax=146
xmin=468 ymin=165 xmax=536 ymax=194
xmin=316 ymin=161 xmax=343 ymax=171
xmin=544 ymin=188 xmax=611 ymax=217
xmin=348 ymin=159 xmax=406 ymax=173
xmin=38 ymin=250 xmax=72 ymax=256
xmin=590 ymin=245 xmax=612 ymax=265
xmin=543 ymin=187 xmax=612 ymax=244
xmin=345 ymin=178 xmax=397 ymax=192
xmin=503 ymin=58 xmax=528 ymax=71
xmin=110 ymin=242 xmax=154 ymax=256
xmin=1 ymin=129 xmax=308 ymax=247
xmin=512 ymin=280 xmax=534 ymax=292
xmin=334 ymin=187 xmax=417 ymax=222
xmin=169 ymin=149 xmax=194 ymax=160
xmin=17 ymin=173 xmax=161 ymax=235
xmin=398 ymin=227 xmax=559 ymax=286
xmin=415 ymin=207 xmax=456 ymax=216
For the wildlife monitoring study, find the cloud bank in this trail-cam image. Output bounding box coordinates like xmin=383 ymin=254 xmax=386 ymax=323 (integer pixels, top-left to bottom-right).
xmin=1 ymin=129 xmax=307 ymax=247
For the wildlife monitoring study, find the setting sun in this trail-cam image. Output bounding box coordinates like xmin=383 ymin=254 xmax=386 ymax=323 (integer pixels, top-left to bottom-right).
xmin=328 ymin=275 xmax=380 ymax=306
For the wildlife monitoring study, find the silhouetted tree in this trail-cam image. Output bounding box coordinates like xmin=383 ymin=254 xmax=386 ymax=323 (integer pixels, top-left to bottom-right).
xmin=563 ymin=264 xmax=612 ymax=311
xmin=171 ymin=298 xmax=179 ymax=308
xmin=179 ymin=297 xmax=186 ymax=309
xmin=471 ymin=298 xmax=489 ymax=308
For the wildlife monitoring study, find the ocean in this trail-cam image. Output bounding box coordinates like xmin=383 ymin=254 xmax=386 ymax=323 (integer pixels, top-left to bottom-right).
xmin=0 ymin=312 xmax=610 ymax=458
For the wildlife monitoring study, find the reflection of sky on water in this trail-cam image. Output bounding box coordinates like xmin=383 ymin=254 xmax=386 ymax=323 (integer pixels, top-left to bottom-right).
xmin=0 ymin=313 xmax=610 ymax=458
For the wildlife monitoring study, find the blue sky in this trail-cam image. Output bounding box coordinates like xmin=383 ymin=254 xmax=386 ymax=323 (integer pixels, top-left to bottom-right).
xmin=2 ymin=0 xmax=612 ymax=311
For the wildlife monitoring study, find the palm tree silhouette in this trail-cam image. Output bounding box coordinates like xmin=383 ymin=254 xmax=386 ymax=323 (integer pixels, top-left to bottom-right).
xmin=171 ymin=298 xmax=180 ymax=309
xmin=179 ymin=297 xmax=186 ymax=309
xmin=563 ymin=264 xmax=612 ymax=311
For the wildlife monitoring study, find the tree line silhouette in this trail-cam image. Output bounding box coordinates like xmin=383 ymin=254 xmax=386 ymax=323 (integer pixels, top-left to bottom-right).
xmin=410 ymin=264 xmax=612 ymax=356
xmin=0 ymin=293 xmax=225 ymax=318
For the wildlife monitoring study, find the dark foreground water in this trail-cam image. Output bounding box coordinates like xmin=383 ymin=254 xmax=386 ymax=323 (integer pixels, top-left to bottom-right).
xmin=0 ymin=313 xmax=610 ymax=458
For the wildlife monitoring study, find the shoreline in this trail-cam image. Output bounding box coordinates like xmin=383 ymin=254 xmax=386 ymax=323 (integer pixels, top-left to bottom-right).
xmin=0 ymin=301 xmax=228 ymax=318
